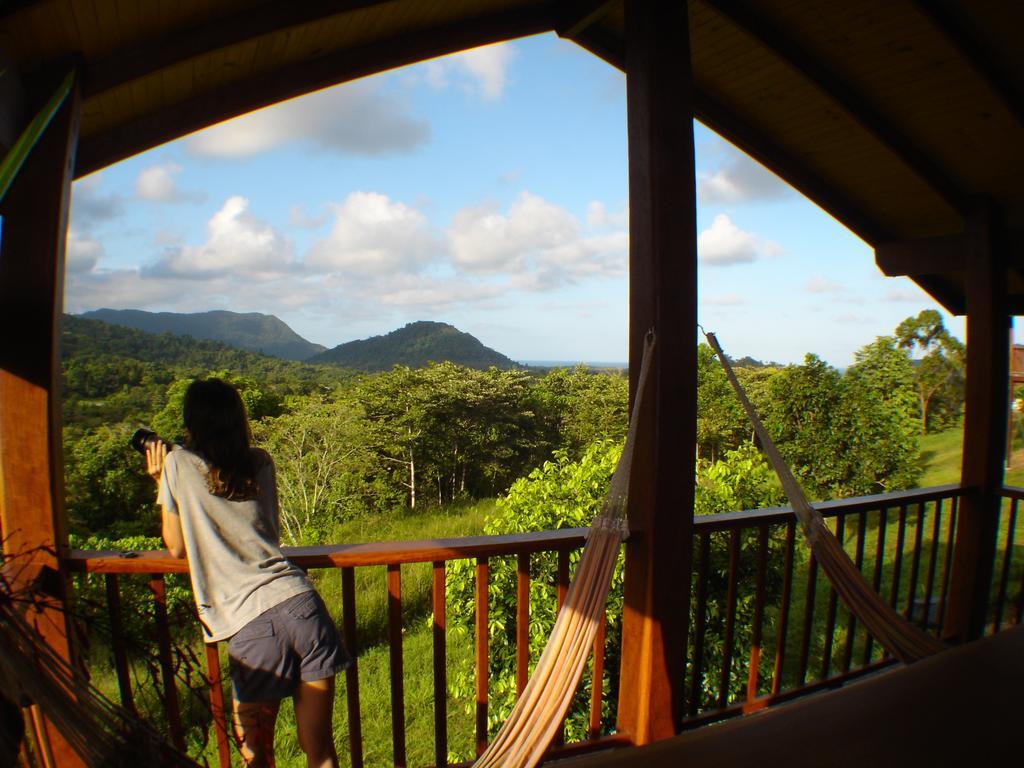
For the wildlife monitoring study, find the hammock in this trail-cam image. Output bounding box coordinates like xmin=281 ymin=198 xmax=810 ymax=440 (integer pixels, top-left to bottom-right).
xmin=473 ymin=331 xmax=656 ymax=768
xmin=702 ymin=329 xmax=947 ymax=663
xmin=0 ymin=572 xmax=201 ymax=767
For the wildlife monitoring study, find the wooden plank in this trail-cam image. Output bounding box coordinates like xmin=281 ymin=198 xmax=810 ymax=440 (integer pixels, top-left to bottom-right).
xmin=704 ymin=0 xmax=969 ymax=217
xmin=76 ymin=3 xmax=557 ymax=176
xmin=341 ymin=567 xmax=364 ymax=768
xmin=0 ymin=66 xmax=83 ymax=768
xmin=945 ymin=206 xmax=1010 ymax=641
xmin=67 ymin=528 xmax=589 ymax=572
xmin=874 ymin=233 xmax=965 ymax=276
xmin=474 ymin=558 xmax=489 ymax=755
xmin=386 ymin=564 xmax=406 ymax=768
xmin=431 ymin=562 xmax=447 ymax=768
xmin=204 ymin=642 xmax=231 ymax=768
xmin=615 ymin=0 xmax=698 ymax=745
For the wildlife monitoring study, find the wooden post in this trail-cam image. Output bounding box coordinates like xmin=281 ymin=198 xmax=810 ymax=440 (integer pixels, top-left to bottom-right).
xmin=0 ymin=69 xmax=83 ymax=767
xmin=616 ymin=0 xmax=697 ymax=744
xmin=944 ymin=206 xmax=1009 ymax=642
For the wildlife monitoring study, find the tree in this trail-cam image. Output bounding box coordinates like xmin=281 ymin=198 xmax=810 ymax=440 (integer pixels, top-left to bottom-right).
xmin=252 ymin=394 xmax=393 ymax=544
xmin=895 ymin=310 xmax=965 ymax=433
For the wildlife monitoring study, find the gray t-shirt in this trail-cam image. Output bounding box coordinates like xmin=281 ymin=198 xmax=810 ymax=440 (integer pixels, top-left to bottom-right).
xmin=158 ymin=448 xmax=311 ymax=642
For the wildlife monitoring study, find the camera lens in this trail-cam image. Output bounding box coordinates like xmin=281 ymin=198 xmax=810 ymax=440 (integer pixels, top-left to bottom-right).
xmin=130 ymin=428 xmax=159 ymax=454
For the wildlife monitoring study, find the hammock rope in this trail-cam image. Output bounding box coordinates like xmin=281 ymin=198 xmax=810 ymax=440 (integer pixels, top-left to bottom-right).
xmin=0 ymin=568 xmax=201 ymax=767
xmin=702 ymin=329 xmax=946 ymax=663
xmin=473 ymin=330 xmax=656 ymax=768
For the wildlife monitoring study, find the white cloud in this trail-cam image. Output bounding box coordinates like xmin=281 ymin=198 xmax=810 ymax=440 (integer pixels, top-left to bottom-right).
xmin=698 ymin=214 xmax=766 ymax=266
xmin=187 ymin=81 xmax=429 ymax=159
xmin=698 ymin=152 xmax=790 ymax=204
xmin=586 ymin=201 xmax=628 ymax=230
xmin=288 ymin=204 xmax=327 ymax=229
xmin=448 ymin=192 xmax=626 ymax=289
xmin=305 ymin=192 xmax=440 ymax=276
xmin=70 ymin=173 xmax=122 ymax=227
xmin=65 ymin=229 xmax=102 ymax=273
xmin=415 ymin=43 xmax=514 ymax=100
xmin=885 ymin=287 xmax=928 ymax=303
xmin=147 ymin=196 xmax=292 ymax=278
xmin=806 ymin=276 xmax=844 ymax=294
xmin=458 ymin=44 xmax=514 ymax=100
xmin=135 ymin=162 xmax=200 ymax=203
xmin=703 ymin=293 xmax=745 ymax=306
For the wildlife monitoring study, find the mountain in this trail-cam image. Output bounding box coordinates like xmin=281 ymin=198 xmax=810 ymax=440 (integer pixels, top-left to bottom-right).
xmin=310 ymin=321 xmax=518 ymax=371
xmin=80 ymin=309 xmax=326 ymax=361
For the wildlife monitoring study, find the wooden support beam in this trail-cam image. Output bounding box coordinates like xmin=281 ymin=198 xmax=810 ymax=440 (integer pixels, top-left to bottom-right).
xmin=943 ymin=206 xmax=1009 ymax=642
xmin=0 ymin=68 xmax=83 ymax=767
xmin=556 ymin=0 xmax=617 ymax=40
xmin=567 ymin=25 xmax=891 ymax=245
xmin=83 ymin=0 xmax=386 ymax=96
xmin=875 ymin=234 xmax=965 ymax=276
xmin=704 ymin=0 xmax=970 ymax=218
xmin=75 ymin=3 xmax=557 ymax=176
xmin=915 ymin=0 xmax=1024 ymax=130
xmin=616 ymin=0 xmax=696 ymax=745
xmin=0 ymin=54 xmax=26 ymax=153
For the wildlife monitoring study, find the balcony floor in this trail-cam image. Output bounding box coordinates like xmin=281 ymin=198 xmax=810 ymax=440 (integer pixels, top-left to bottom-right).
xmin=578 ymin=624 xmax=1024 ymax=767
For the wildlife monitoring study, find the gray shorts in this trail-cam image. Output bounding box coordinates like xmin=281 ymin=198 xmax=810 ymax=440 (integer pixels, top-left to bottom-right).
xmin=227 ymin=590 xmax=351 ymax=702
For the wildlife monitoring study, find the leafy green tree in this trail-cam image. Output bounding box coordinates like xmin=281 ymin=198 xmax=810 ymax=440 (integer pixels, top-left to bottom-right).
xmin=63 ymin=424 xmax=160 ymax=536
xmin=533 ymin=366 xmax=628 ymax=457
xmin=895 ymin=310 xmax=965 ymax=432
xmin=697 ymin=344 xmax=748 ymax=461
xmin=446 ymin=441 xmax=623 ymax=748
xmin=252 ymin=394 xmax=394 ymax=544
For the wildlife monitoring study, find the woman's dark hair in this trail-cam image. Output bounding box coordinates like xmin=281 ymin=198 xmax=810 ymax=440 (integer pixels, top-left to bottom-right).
xmin=183 ymin=378 xmax=263 ymax=500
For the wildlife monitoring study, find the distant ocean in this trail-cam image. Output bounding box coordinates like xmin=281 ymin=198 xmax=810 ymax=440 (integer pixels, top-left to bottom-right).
xmin=519 ymin=360 xmax=628 ymax=370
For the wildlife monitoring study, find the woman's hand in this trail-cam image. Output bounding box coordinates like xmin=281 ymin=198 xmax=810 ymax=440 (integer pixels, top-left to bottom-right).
xmin=145 ymin=441 xmax=167 ymax=483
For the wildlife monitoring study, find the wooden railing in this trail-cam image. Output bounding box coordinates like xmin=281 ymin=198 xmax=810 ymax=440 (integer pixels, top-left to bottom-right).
xmin=63 ymin=483 xmax=1024 ymax=766
xmin=67 ymin=529 xmax=610 ymax=768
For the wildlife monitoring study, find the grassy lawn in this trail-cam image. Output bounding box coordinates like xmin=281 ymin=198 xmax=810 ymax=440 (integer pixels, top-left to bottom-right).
xmin=919 ymin=423 xmax=1024 ymax=487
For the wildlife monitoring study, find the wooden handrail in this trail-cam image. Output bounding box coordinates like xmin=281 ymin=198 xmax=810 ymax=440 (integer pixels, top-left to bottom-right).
xmin=1000 ymin=485 xmax=1024 ymax=500
xmin=693 ymin=485 xmax=967 ymax=532
xmin=66 ymin=527 xmax=590 ymax=574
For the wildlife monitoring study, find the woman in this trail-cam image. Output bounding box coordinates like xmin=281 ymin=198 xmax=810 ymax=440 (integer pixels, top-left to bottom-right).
xmin=147 ymin=378 xmax=349 ymax=768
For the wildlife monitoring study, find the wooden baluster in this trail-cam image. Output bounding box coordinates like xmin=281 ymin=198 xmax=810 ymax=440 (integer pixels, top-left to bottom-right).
xmin=387 ymin=564 xmax=406 ymax=768
xmin=204 ymin=643 xmax=231 ymax=768
xmin=745 ymin=525 xmax=769 ymax=704
xmin=819 ymin=516 xmax=843 ymax=680
xmin=717 ymin=530 xmax=741 ymax=708
xmin=937 ymin=498 xmax=959 ymax=635
xmin=923 ymin=500 xmax=944 ymax=632
xmin=906 ymin=502 xmax=927 ymax=620
xmin=341 ymin=567 xmax=363 ymax=768
xmin=890 ymin=504 xmax=908 ymax=612
xmin=516 ymin=553 xmax=529 ymax=697
xmin=475 ymin=558 xmax=489 ymax=755
xmin=993 ymin=498 xmax=1018 ymax=632
xmin=148 ymin=574 xmax=185 ymax=752
xmin=771 ymin=520 xmax=796 ymax=696
xmin=797 ymin=554 xmax=818 ymax=688
xmin=104 ymin=574 xmax=135 ymax=713
xmin=687 ymin=533 xmax=710 ymax=717
xmin=864 ymin=508 xmax=889 ymax=664
xmin=842 ymin=512 xmax=868 ymax=672
xmin=432 ymin=562 xmax=447 ymax=768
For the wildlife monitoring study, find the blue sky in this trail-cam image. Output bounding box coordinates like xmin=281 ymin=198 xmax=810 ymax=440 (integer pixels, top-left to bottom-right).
xmin=64 ymin=32 xmax=967 ymax=366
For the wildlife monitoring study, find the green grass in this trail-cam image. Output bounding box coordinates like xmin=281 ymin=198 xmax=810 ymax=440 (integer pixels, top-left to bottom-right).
xmin=917 ymin=427 xmax=963 ymax=486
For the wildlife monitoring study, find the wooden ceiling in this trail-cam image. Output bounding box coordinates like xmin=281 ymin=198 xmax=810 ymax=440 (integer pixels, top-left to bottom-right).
xmin=2 ymin=0 xmax=1022 ymax=313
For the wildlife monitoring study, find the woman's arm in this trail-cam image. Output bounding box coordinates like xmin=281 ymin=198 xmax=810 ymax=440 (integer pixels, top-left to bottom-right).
xmin=147 ymin=442 xmax=186 ymax=559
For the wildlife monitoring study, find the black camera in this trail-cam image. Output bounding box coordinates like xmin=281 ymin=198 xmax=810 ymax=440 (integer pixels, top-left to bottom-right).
xmin=129 ymin=428 xmax=172 ymax=454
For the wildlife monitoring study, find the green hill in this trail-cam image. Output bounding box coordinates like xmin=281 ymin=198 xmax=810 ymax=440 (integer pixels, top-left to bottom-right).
xmin=310 ymin=321 xmax=518 ymax=371
xmin=80 ymin=308 xmax=326 ymax=361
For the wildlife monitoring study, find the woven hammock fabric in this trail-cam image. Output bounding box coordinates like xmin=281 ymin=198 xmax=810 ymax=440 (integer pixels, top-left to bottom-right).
xmin=473 ymin=332 xmax=655 ymax=768
xmin=0 ymin=580 xmax=201 ymax=767
xmin=704 ymin=331 xmax=946 ymax=663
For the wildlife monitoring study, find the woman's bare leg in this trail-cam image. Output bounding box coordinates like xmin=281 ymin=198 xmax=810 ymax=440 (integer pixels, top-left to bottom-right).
xmin=294 ymin=676 xmax=339 ymax=768
xmin=233 ymin=699 xmax=280 ymax=767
